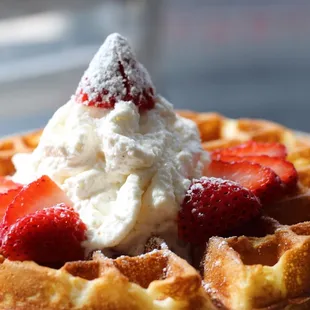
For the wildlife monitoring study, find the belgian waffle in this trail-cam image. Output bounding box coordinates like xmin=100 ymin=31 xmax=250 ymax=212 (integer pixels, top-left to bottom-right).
xmin=0 ymin=242 xmax=212 ymax=310
xmin=0 ymin=112 xmax=310 ymax=310
xmin=0 ymin=130 xmax=41 ymax=176
xmin=178 ymin=111 xmax=310 ymax=309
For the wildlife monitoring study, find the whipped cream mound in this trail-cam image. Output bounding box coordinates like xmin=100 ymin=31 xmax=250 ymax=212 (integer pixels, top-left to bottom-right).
xmin=12 ymin=33 xmax=209 ymax=256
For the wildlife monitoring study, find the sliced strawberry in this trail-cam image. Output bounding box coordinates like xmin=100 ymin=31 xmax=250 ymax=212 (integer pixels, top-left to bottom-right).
xmin=2 ymin=175 xmax=72 ymax=229
xmin=0 ymin=189 xmax=21 ymax=220
xmin=0 ymin=177 xmax=22 ymax=221
xmin=205 ymin=160 xmax=283 ymax=203
xmin=75 ymin=33 xmax=155 ymax=111
xmin=1 ymin=204 xmax=86 ymax=264
xmin=212 ymin=141 xmax=287 ymax=160
xmin=0 ymin=177 xmax=22 ymax=193
xmin=178 ymin=177 xmax=262 ymax=244
xmin=216 ymin=155 xmax=298 ymax=191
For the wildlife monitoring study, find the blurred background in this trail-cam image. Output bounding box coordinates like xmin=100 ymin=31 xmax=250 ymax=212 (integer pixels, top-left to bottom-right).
xmin=0 ymin=0 xmax=310 ymax=136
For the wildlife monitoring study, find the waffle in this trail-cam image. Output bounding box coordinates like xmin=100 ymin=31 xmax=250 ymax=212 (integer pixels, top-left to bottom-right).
xmin=0 ymin=241 xmax=212 ymax=310
xmin=203 ymin=219 xmax=310 ymax=310
xmin=178 ymin=111 xmax=310 ymax=309
xmin=1 ymin=112 xmax=310 ymax=309
xmin=0 ymin=129 xmax=41 ymax=176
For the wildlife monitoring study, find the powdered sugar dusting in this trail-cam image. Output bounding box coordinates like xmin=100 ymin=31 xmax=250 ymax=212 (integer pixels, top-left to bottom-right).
xmin=200 ymin=176 xmax=240 ymax=187
xmin=190 ymin=182 xmax=205 ymax=192
xmin=187 ymin=177 xmax=240 ymax=196
xmin=75 ymin=33 xmax=155 ymax=110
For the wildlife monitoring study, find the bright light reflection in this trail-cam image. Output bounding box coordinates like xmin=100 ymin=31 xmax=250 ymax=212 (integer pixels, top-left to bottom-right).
xmin=0 ymin=12 xmax=68 ymax=45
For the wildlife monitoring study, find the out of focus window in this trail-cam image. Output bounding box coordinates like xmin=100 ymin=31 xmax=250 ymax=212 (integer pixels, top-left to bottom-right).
xmin=0 ymin=0 xmax=310 ymax=135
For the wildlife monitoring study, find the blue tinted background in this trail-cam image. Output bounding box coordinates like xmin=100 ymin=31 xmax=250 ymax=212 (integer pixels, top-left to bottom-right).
xmin=0 ymin=0 xmax=309 ymax=135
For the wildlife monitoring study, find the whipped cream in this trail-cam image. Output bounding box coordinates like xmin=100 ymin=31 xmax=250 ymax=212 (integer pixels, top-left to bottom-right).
xmin=12 ymin=33 xmax=209 ymax=255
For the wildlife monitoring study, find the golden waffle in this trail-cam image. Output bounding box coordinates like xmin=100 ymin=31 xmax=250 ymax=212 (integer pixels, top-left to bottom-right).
xmin=202 ymin=219 xmax=310 ymax=309
xmin=0 ymin=129 xmax=42 ymax=176
xmin=1 ymin=112 xmax=310 ymax=309
xmin=0 ymin=243 xmax=213 ymax=310
xmin=178 ymin=111 xmax=310 ymax=309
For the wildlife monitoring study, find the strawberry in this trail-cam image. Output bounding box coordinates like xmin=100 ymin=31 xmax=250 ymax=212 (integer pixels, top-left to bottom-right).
xmin=0 ymin=177 xmax=22 ymax=193
xmin=0 ymin=204 xmax=86 ymax=264
xmin=212 ymin=141 xmax=287 ymax=159
xmin=0 ymin=177 xmax=22 ymax=221
xmin=178 ymin=177 xmax=262 ymax=244
xmin=75 ymin=33 xmax=155 ymax=111
xmin=205 ymin=160 xmax=282 ymax=203
xmin=215 ymin=155 xmax=298 ymax=191
xmin=1 ymin=175 xmax=72 ymax=230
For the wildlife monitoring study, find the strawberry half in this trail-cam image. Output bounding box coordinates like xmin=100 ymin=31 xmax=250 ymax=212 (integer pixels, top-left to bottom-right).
xmin=212 ymin=141 xmax=287 ymax=159
xmin=2 ymin=175 xmax=72 ymax=230
xmin=0 ymin=177 xmax=22 ymax=221
xmin=205 ymin=160 xmax=282 ymax=203
xmin=216 ymin=155 xmax=298 ymax=192
xmin=178 ymin=177 xmax=262 ymax=244
xmin=1 ymin=204 xmax=86 ymax=264
xmin=75 ymin=33 xmax=155 ymax=111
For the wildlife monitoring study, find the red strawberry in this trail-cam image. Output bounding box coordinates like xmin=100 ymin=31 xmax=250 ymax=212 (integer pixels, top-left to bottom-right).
xmin=205 ymin=160 xmax=282 ymax=203
xmin=0 ymin=204 xmax=86 ymax=264
xmin=75 ymin=33 xmax=155 ymax=111
xmin=178 ymin=177 xmax=262 ymax=244
xmin=0 ymin=177 xmax=22 ymax=193
xmin=2 ymin=175 xmax=72 ymax=229
xmin=216 ymin=155 xmax=298 ymax=191
xmin=212 ymin=141 xmax=287 ymax=159
xmin=0 ymin=177 xmax=22 ymax=221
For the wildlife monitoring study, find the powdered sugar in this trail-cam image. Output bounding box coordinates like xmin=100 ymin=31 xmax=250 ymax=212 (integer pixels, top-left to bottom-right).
xmin=75 ymin=33 xmax=155 ymax=110
xmin=190 ymin=182 xmax=205 ymax=192
xmin=200 ymin=176 xmax=240 ymax=187
xmin=187 ymin=177 xmax=240 ymax=195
